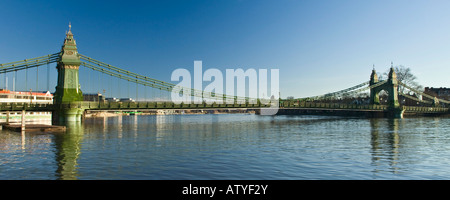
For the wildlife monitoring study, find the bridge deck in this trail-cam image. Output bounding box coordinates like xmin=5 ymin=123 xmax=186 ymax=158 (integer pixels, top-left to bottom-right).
xmin=279 ymin=101 xmax=448 ymax=114
xmin=0 ymin=101 xmax=447 ymax=114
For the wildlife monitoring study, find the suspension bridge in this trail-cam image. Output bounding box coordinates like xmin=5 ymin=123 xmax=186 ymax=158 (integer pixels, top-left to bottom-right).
xmin=0 ymin=26 xmax=448 ymax=123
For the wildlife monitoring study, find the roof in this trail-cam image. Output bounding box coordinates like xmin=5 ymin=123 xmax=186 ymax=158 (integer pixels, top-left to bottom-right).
xmin=0 ymin=90 xmax=53 ymax=97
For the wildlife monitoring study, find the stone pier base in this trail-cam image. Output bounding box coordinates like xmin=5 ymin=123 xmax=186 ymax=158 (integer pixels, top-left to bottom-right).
xmin=52 ymin=108 xmax=84 ymax=124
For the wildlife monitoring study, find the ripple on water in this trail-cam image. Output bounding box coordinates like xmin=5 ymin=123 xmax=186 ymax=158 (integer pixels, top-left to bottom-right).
xmin=1 ymin=115 xmax=450 ymax=179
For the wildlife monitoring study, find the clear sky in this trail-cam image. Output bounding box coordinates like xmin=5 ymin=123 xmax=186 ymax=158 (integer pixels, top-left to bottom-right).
xmin=0 ymin=0 xmax=449 ymax=98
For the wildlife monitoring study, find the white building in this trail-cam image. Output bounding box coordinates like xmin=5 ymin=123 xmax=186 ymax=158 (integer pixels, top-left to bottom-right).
xmin=0 ymin=89 xmax=53 ymax=104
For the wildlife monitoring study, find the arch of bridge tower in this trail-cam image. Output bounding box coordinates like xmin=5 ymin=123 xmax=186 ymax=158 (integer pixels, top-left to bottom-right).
xmin=369 ymin=65 xmax=400 ymax=109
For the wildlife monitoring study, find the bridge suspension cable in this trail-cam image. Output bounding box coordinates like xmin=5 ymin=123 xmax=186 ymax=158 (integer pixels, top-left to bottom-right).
xmin=398 ymin=81 xmax=450 ymax=104
xmin=0 ymin=53 xmax=59 ymax=73
xmin=79 ymin=54 xmax=254 ymax=103
xmin=298 ymin=81 xmax=373 ymax=101
xmin=5 ymin=53 xmax=446 ymax=106
xmin=398 ymin=91 xmax=433 ymax=104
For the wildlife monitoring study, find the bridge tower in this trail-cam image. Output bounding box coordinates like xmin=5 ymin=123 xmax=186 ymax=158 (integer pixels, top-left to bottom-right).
xmin=53 ymin=24 xmax=84 ymax=122
xmin=369 ymin=64 xmax=403 ymax=118
xmin=369 ymin=67 xmax=380 ymax=105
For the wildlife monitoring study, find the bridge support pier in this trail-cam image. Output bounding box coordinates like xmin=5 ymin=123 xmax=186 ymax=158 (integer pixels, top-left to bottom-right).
xmin=388 ymin=108 xmax=405 ymax=118
xmin=52 ymin=108 xmax=85 ymax=124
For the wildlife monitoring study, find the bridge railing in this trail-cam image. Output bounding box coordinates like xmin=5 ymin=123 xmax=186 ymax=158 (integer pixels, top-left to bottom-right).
xmin=279 ymin=100 xmax=449 ymax=113
xmin=0 ymin=102 xmax=53 ymax=111
xmin=0 ymin=101 xmax=275 ymax=111
xmin=1 ymin=101 xmax=447 ymax=114
xmin=280 ymin=101 xmax=388 ymax=110
xmin=402 ymin=106 xmax=449 ymax=113
xmin=55 ymin=101 xmax=271 ymax=110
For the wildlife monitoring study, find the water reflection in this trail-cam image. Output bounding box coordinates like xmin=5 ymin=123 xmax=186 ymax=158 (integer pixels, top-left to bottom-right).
xmin=118 ymin=115 xmax=123 ymax=139
xmin=21 ymin=131 xmax=25 ymax=150
xmin=370 ymin=118 xmax=402 ymax=176
xmin=53 ymin=121 xmax=84 ymax=180
xmin=1 ymin=114 xmax=449 ymax=180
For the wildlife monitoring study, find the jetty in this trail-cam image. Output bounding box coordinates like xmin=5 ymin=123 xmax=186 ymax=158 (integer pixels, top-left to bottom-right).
xmin=0 ymin=110 xmax=66 ymax=133
xmin=2 ymin=124 xmax=66 ymax=132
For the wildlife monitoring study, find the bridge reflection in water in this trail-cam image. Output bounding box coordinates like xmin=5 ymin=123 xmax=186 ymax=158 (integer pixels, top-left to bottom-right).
xmin=2 ymin=114 xmax=449 ymax=180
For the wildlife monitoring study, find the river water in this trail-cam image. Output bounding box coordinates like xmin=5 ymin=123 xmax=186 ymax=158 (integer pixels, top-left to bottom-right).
xmin=0 ymin=114 xmax=449 ymax=180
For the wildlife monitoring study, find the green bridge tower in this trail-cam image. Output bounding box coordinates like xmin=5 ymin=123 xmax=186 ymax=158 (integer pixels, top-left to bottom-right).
xmin=53 ymin=24 xmax=84 ymax=122
xmin=369 ymin=64 xmax=404 ymax=118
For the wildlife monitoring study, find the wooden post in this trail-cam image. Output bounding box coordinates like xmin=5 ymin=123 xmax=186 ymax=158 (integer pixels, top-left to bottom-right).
xmin=6 ymin=111 xmax=9 ymax=124
xmin=21 ymin=110 xmax=26 ymax=131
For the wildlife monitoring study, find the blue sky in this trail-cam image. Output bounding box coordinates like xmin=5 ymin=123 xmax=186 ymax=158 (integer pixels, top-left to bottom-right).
xmin=0 ymin=0 xmax=449 ymax=98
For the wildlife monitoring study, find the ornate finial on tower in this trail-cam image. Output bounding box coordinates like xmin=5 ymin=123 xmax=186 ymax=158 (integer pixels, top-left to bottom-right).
xmin=388 ymin=64 xmax=397 ymax=80
xmin=391 ymin=61 xmax=394 ymax=68
xmin=373 ymin=64 xmax=375 ymax=70
xmin=67 ymin=22 xmax=73 ymax=36
xmin=60 ymin=23 xmax=79 ymax=65
xmin=370 ymin=65 xmax=378 ymax=84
